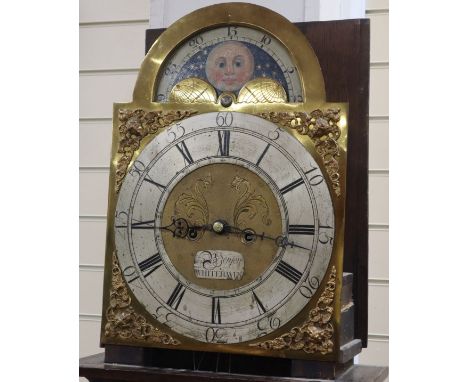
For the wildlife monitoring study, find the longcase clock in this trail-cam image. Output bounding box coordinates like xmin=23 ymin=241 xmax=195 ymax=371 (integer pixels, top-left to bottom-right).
xmin=100 ymin=3 xmax=357 ymax=364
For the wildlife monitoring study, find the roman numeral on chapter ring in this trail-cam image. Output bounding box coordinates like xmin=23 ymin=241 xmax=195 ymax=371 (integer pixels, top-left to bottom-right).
xmin=175 ymin=141 xmax=194 ymax=164
xmin=289 ymin=224 xmax=315 ymax=235
xmin=127 ymin=253 xmax=163 ymax=283
xmin=167 ymin=283 xmax=186 ymax=310
xmin=276 ymin=260 xmax=303 ymax=284
xmin=143 ymin=177 xmax=166 ymax=192
xmin=217 ymin=130 xmax=230 ymax=156
xmin=252 ymin=291 xmax=267 ymax=315
xmin=279 ymin=168 xmax=321 ymax=195
xmin=279 ymin=177 xmax=305 ymax=195
xmin=131 ymin=220 xmax=155 ymax=229
xmin=256 ymin=143 xmax=271 ymax=166
xmin=211 ymin=297 xmax=222 ymax=324
xmin=138 ymin=253 xmax=162 ymax=274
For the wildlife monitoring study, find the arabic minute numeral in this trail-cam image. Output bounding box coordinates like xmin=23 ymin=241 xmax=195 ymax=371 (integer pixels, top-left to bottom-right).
xmin=216 ymin=112 xmax=233 ymax=127
xmin=153 ymin=306 xmax=173 ymax=325
xmin=205 ymin=327 xmax=228 ymax=343
xmin=257 ymin=314 xmax=281 ymax=336
xmin=279 ymin=161 xmax=324 ymax=195
xmin=260 ymin=35 xmax=271 ymax=46
xmin=267 ymin=128 xmax=281 ymax=141
xmin=189 ymin=36 xmax=204 ymax=46
xmin=319 ymin=232 xmax=334 ymax=245
xmin=227 ymin=26 xmax=238 ymax=36
xmin=129 ymin=160 xmax=146 ymax=178
xmin=164 ymin=63 xmax=177 ymax=76
xmin=300 ymin=274 xmax=320 ymax=298
xmin=167 ymin=123 xmax=186 ymax=143
xmin=305 ymin=166 xmax=324 ymax=186
xmin=115 ymin=211 xmax=128 ymax=229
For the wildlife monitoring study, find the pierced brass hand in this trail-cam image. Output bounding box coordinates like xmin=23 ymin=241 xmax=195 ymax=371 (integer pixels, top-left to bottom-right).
xmin=164 ymin=218 xmax=220 ymax=239
xmin=159 ymin=218 xmax=191 ymax=238
xmin=196 ymin=221 xmax=313 ymax=252
xmin=116 ymin=217 xmax=192 ymax=238
xmin=152 ymin=217 xmax=207 ymax=238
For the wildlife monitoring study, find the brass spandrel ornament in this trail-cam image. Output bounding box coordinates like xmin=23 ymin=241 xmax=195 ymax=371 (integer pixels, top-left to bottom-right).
xmin=258 ymin=109 xmax=344 ymax=196
xmin=250 ymin=266 xmax=336 ymax=354
xmin=115 ymin=109 xmax=197 ymax=192
xmin=101 ymin=2 xmax=348 ymax=362
xmin=105 ymin=252 xmax=180 ymax=346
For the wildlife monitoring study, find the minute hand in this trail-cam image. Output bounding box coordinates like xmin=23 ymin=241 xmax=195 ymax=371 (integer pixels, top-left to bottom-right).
xmin=223 ymin=225 xmax=312 ymax=251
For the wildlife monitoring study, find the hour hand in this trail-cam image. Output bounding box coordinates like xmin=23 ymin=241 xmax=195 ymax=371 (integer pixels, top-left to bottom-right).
xmin=169 ymin=218 xmax=216 ymax=238
xmin=158 ymin=218 xmax=191 ymax=238
xmin=223 ymin=225 xmax=309 ymax=251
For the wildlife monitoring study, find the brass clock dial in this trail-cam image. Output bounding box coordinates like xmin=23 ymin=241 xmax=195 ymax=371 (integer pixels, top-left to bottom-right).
xmin=102 ymin=2 xmax=348 ymax=360
xmin=114 ymin=112 xmax=334 ymax=344
xmin=155 ymin=26 xmax=304 ymax=103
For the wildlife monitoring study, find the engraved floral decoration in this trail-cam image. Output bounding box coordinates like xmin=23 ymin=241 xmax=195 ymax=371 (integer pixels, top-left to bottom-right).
xmin=231 ymin=176 xmax=272 ymax=229
xmin=174 ymin=175 xmax=212 ymax=228
xmin=104 ymin=252 xmax=180 ymax=345
xmin=250 ymin=266 xmax=336 ymax=354
xmin=115 ymin=109 xmax=197 ymax=192
xmin=258 ymin=110 xmax=342 ymax=196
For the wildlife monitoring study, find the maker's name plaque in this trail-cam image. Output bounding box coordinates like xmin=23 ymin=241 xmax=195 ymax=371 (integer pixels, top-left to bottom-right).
xmin=194 ymin=250 xmax=244 ymax=280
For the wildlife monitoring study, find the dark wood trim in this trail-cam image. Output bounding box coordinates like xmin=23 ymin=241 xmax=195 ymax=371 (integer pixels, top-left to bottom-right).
xmin=80 ymin=352 xmax=388 ymax=382
xmin=289 ymin=19 xmax=370 ymax=347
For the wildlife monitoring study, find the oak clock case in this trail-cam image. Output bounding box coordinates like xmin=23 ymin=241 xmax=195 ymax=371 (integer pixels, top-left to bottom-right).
xmin=100 ymin=3 xmax=348 ymax=362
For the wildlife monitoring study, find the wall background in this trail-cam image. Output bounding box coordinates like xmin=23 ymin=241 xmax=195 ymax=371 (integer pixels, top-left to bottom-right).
xmin=79 ymin=0 xmax=389 ymax=368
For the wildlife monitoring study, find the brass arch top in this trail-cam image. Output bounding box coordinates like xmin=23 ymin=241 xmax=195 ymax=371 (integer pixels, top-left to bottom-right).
xmin=133 ymin=3 xmax=326 ymax=107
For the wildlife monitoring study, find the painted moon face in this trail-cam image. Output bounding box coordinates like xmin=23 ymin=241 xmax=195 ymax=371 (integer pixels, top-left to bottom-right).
xmin=205 ymin=41 xmax=254 ymax=92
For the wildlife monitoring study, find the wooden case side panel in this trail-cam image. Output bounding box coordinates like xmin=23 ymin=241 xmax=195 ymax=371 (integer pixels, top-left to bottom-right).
xmin=295 ymin=19 xmax=370 ymax=347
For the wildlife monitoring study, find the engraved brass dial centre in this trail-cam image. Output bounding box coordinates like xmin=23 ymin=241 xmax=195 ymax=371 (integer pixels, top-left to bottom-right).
xmin=161 ymin=163 xmax=283 ymax=290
